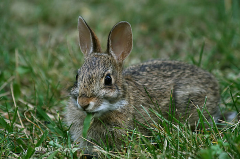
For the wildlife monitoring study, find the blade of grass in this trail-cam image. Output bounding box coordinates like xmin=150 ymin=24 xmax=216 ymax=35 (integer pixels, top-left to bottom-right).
xmin=82 ymin=113 xmax=93 ymax=138
xmin=10 ymin=106 xmax=18 ymax=129
xmin=36 ymin=130 xmax=48 ymax=147
xmin=198 ymin=41 xmax=205 ymax=67
xmin=229 ymin=87 xmax=239 ymax=113
xmin=46 ymin=151 xmax=58 ymax=159
xmin=23 ymin=145 xmax=35 ymax=159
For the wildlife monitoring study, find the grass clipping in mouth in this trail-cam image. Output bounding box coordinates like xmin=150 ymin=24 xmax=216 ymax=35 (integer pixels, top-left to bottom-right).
xmin=82 ymin=113 xmax=93 ymax=138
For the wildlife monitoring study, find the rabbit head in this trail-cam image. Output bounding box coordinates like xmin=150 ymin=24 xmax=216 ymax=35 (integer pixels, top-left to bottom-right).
xmin=70 ymin=16 xmax=132 ymax=117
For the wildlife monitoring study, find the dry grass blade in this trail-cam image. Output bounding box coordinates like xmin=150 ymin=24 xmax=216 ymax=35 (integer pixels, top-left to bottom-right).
xmin=10 ymin=82 xmax=29 ymax=139
xmin=0 ymin=76 xmax=15 ymax=91
xmin=0 ymin=92 xmax=10 ymax=98
xmin=24 ymin=110 xmax=44 ymax=135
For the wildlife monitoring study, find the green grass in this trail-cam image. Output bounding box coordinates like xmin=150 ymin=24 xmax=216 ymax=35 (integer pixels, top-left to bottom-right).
xmin=0 ymin=0 xmax=240 ymax=158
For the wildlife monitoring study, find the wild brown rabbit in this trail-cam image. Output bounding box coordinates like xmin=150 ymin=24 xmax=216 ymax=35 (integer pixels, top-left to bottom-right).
xmin=66 ymin=16 xmax=220 ymax=156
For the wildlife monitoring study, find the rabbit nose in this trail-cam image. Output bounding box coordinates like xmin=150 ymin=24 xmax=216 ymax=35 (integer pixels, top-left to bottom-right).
xmin=78 ymin=96 xmax=92 ymax=110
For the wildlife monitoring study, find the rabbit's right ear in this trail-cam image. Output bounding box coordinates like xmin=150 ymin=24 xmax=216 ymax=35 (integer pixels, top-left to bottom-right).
xmin=107 ymin=21 xmax=133 ymax=63
xmin=78 ymin=16 xmax=102 ymax=56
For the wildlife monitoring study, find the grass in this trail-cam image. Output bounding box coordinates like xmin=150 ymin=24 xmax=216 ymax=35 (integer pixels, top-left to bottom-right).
xmin=0 ymin=0 xmax=240 ymax=158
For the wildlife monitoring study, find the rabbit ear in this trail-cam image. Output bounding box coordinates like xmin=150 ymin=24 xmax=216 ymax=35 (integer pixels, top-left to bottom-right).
xmin=78 ymin=16 xmax=102 ymax=56
xmin=107 ymin=21 xmax=132 ymax=62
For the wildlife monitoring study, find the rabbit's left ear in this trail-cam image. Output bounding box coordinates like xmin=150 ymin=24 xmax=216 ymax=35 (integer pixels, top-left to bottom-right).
xmin=78 ymin=16 xmax=102 ymax=56
xmin=107 ymin=21 xmax=133 ymax=62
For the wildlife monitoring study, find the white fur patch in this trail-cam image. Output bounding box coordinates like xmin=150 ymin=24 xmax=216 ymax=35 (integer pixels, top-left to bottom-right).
xmin=93 ymin=99 xmax=128 ymax=117
xmin=86 ymin=101 xmax=95 ymax=111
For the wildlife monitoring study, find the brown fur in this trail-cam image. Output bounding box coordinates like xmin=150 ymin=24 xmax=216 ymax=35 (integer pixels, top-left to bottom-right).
xmin=66 ymin=16 xmax=220 ymax=156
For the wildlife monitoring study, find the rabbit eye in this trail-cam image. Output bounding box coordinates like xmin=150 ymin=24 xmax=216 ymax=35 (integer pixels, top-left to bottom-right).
xmin=104 ymin=73 xmax=112 ymax=86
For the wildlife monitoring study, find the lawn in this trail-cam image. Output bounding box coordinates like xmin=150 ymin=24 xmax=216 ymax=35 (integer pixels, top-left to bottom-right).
xmin=0 ymin=0 xmax=239 ymax=158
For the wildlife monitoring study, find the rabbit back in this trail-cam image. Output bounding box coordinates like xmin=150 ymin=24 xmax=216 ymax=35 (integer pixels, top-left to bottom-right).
xmin=124 ymin=60 xmax=220 ymax=127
